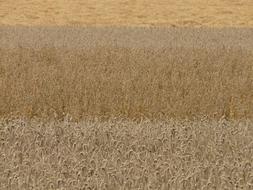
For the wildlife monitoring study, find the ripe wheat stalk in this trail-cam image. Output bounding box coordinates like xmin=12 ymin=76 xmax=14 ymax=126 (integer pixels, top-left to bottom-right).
xmin=0 ymin=118 xmax=252 ymax=189
xmin=0 ymin=45 xmax=253 ymax=120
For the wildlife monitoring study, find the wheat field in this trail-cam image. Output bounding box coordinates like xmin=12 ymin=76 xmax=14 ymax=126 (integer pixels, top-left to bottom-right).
xmin=1 ymin=27 xmax=253 ymax=189
xmin=1 ymin=27 xmax=253 ymax=120
xmin=1 ymin=1 xmax=253 ymax=189
xmin=0 ymin=118 xmax=253 ymax=189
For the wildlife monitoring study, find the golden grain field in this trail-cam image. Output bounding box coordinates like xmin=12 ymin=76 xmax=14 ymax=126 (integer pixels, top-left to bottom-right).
xmin=1 ymin=0 xmax=253 ymax=27
xmin=1 ymin=27 xmax=253 ymax=120
xmin=0 ymin=118 xmax=252 ymax=189
xmin=1 ymin=1 xmax=253 ymax=189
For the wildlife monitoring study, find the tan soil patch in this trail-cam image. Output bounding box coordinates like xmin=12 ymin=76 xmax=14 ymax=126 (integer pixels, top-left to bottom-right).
xmin=0 ymin=0 xmax=253 ymax=27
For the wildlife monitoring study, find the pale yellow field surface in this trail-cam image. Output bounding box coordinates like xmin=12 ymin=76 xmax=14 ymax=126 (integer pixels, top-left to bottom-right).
xmin=0 ymin=0 xmax=253 ymax=27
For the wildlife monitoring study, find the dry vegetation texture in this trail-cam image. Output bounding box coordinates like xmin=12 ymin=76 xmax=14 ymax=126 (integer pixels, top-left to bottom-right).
xmin=0 ymin=0 xmax=253 ymax=27
xmin=0 ymin=118 xmax=252 ymax=189
xmin=1 ymin=27 xmax=253 ymax=120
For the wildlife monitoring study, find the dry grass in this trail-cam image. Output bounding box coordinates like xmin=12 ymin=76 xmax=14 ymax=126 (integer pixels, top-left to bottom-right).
xmin=1 ymin=27 xmax=253 ymax=120
xmin=0 ymin=118 xmax=252 ymax=189
xmin=1 ymin=0 xmax=253 ymax=27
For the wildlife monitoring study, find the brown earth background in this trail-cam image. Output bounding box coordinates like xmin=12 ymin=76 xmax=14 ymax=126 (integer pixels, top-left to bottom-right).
xmin=1 ymin=0 xmax=253 ymax=27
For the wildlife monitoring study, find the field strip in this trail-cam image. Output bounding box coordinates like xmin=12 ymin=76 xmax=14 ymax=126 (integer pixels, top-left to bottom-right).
xmin=1 ymin=27 xmax=253 ymax=120
xmin=1 ymin=0 xmax=253 ymax=27
xmin=0 ymin=118 xmax=253 ymax=189
xmin=1 ymin=26 xmax=253 ymax=50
